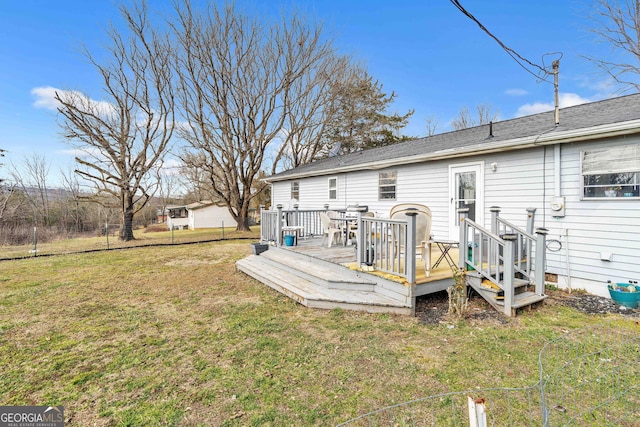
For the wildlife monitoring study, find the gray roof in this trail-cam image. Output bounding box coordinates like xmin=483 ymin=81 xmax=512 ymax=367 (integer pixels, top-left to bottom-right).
xmin=267 ymin=93 xmax=640 ymax=182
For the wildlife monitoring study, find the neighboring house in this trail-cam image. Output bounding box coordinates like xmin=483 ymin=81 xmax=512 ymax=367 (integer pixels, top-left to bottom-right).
xmin=166 ymin=205 xmax=189 ymax=230
xmin=263 ymin=94 xmax=640 ymax=298
xmin=166 ymin=201 xmax=237 ymax=230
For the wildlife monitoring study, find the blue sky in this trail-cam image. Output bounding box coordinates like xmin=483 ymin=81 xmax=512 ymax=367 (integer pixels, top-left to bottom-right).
xmin=0 ymin=0 xmax=620 ymax=185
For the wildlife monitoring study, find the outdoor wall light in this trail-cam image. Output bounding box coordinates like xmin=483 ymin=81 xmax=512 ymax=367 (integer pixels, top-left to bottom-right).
xmin=491 ymin=162 xmax=498 ymax=172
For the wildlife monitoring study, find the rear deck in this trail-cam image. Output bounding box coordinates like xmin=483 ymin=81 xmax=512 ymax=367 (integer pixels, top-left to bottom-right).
xmin=236 ymin=237 xmax=457 ymax=315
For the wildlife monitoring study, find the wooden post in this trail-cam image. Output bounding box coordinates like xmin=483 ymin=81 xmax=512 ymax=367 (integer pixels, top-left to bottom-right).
xmin=276 ymin=204 xmax=283 ymax=247
xmin=535 ymin=227 xmax=548 ymax=295
xmin=490 ymin=206 xmax=501 ymax=235
xmin=503 ymin=234 xmax=517 ymax=317
xmin=458 ymin=208 xmax=469 ymax=269
xmin=526 ymin=208 xmax=536 ymax=235
xmin=405 ymin=209 xmax=417 ymax=285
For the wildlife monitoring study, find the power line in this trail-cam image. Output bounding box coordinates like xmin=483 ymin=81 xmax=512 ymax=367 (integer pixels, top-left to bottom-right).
xmin=449 ymin=0 xmax=556 ymax=84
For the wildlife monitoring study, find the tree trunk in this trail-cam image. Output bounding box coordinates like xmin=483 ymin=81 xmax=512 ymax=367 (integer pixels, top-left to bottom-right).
xmin=120 ymin=193 xmax=135 ymax=241
xmin=236 ymin=203 xmax=251 ymax=232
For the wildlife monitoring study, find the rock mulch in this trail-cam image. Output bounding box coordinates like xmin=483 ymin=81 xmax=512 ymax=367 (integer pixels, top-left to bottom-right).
xmin=415 ymin=288 xmax=640 ymax=325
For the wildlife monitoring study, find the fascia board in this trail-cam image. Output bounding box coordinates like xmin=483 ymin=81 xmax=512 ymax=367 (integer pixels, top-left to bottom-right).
xmin=265 ymin=120 xmax=640 ymax=182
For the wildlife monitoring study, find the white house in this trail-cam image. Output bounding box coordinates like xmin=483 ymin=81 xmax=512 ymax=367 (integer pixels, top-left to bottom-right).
xmin=167 ymin=201 xmax=236 ymax=230
xmin=263 ymin=94 xmax=640 ymax=298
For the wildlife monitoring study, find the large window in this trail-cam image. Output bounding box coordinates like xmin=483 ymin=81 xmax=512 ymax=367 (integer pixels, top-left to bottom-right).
xmin=379 ymin=171 xmax=397 ymax=200
xmin=582 ymin=144 xmax=640 ymax=198
xmin=168 ymin=207 xmax=187 ymax=218
xmin=291 ymin=181 xmax=300 ymax=200
xmin=328 ymin=177 xmax=337 ymax=200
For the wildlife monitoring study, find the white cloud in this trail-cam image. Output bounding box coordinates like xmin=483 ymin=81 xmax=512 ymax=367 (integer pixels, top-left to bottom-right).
xmin=32 ymin=86 xmax=117 ymax=117
xmin=31 ymin=86 xmax=62 ymax=110
xmin=514 ymin=93 xmax=592 ymax=117
xmin=505 ymin=88 xmax=528 ymax=96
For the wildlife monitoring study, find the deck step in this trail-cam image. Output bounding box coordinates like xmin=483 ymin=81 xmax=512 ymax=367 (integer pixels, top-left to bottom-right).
xmin=493 ymin=291 xmax=547 ymax=309
xmin=467 ymin=272 xmax=529 ymax=293
xmin=236 ymin=254 xmax=412 ymax=314
xmin=260 ymin=247 xmax=377 ymax=291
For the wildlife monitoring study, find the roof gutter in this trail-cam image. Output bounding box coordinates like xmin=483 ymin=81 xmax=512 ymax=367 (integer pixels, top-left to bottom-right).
xmin=264 ymin=119 xmax=640 ymax=183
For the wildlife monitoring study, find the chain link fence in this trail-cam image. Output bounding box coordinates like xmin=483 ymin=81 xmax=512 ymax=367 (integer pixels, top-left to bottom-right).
xmin=337 ymin=315 xmax=640 ymax=426
xmin=0 ymin=222 xmax=261 ymax=260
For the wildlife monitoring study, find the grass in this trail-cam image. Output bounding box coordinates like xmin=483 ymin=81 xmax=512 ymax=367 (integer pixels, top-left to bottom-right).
xmin=0 ymin=239 xmax=637 ymax=426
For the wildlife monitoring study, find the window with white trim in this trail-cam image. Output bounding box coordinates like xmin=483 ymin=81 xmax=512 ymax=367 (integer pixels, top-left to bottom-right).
xmin=291 ymin=181 xmax=300 ymax=200
xmin=582 ymin=144 xmax=640 ymax=198
xmin=379 ymin=170 xmax=397 ymax=200
xmin=328 ymin=177 xmax=337 ymax=200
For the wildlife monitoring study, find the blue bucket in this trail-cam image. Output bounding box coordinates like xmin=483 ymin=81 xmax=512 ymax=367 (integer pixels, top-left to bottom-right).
xmin=284 ymin=234 xmax=295 ymax=246
xmin=608 ymin=283 xmax=640 ymax=308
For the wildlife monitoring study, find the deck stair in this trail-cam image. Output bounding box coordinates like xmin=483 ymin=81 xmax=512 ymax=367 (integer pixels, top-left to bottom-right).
xmin=466 ymin=271 xmax=547 ymax=316
xmin=236 ymin=246 xmax=413 ymax=315
xmin=458 ymin=207 xmax=548 ymax=317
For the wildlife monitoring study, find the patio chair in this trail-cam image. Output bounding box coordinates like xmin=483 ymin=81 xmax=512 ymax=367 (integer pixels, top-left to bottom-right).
xmin=319 ymin=212 xmax=343 ymax=248
xmin=389 ymin=203 xmax=433 ymax=277
xmin=347 ymin=211 xmax=374 ymax=243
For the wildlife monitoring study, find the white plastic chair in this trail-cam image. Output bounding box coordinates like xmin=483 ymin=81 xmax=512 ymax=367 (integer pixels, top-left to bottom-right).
xmin=389 ymin=203 xmax=433 ymax=277
xmin=319 ymin=212 xmax=343 ymax=248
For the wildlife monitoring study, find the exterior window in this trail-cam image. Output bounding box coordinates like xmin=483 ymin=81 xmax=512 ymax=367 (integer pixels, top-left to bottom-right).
xmin=291 ymin=181 xmax=300 ymax=200
xmin=328 ymin=177 xmax=337 ymax=200
xmin=379 ymin=171 xmax=397 ymax=200
xmin=582 ymin=145 xmax=640 ymax=198
xmin=169 ymin=207 xmax=187 ymax=218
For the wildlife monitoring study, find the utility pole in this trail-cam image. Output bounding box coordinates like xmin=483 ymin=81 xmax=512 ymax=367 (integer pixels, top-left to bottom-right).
xmin=553 ymin=60 xmax=560 ymax=126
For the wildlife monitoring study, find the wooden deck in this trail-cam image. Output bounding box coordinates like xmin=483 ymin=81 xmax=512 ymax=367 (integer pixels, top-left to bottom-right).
xmin=286 ymin=237 xmax=458 ymax=285
xmin=236 ymin=237 xmax=457 ymax=315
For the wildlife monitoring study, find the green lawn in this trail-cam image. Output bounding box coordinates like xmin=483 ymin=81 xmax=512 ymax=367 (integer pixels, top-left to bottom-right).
xmin=0 ymin=240 xmax=634 ymax=426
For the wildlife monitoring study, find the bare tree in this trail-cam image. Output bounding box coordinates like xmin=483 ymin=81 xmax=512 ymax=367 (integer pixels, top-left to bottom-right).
xmin=155 ymin=170 xmax=182 ymax=222
xmin=7 ymin=153 xmax=51 ymax=227
xmin=451 ymin=104 xmax=499 ymax=130
xmin=584 ymin=0 xmax=640 ymax=92
xmin=272 ymin=56 xmax=353 ymax=170
xmin=172 ymin=2 xmax=345 ymax=230
xmin=59 ymin=167 xmax=85 ymax=233
xmin=56 ymin=1 xmax=174 ymax=241
xmin=425 ymin=115 xmax=440 ymax=137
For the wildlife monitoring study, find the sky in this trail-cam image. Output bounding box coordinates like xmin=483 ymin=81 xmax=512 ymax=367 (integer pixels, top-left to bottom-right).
xmin=0 ymin=0 xmax=622 ymax=186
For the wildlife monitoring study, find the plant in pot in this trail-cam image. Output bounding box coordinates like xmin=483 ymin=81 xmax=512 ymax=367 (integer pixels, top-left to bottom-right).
xmin=604 ymin=186 xmax=621 ymax=197
xmin=607 ymin=280 xmax=640 ymax=308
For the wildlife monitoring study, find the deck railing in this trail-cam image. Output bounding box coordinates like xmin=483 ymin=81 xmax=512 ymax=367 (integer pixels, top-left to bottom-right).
xmin=260 ymin=205 xmax=326 ymax=245
xmin=356 ymin=214 xmax=417 ymax=284
xmin=459 ymin=208 xmax=548 ymax=315
xmin=259 ymin=206 xmax=418 ymax=284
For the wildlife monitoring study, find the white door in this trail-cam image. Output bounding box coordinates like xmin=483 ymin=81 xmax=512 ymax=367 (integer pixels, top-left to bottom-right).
xmin=449 ymin=162 xmax=484 ymax=240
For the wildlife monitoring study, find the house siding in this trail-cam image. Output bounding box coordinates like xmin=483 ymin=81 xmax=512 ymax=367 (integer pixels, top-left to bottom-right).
xmin=271 ymin=135 xmax=640 ymax=297
xmin=188 ymin=205 xmax=236 ymax=229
